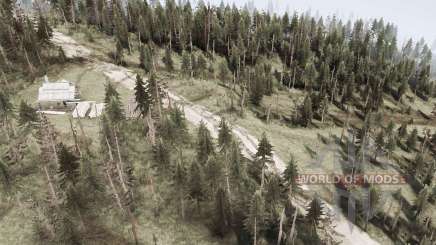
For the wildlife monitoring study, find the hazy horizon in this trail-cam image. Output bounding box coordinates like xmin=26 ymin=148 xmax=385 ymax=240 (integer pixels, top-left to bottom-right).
xmin=205 ymin=0 xmax=436 ymax=49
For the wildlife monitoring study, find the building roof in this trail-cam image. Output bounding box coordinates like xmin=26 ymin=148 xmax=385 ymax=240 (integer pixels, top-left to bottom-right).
xmin=38 ymin=79 xmax=76 ymax=101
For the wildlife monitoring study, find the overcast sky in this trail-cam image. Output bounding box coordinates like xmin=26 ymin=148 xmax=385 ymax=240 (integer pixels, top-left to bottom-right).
xmin=206 ymin=0 xmax=436 ymax=48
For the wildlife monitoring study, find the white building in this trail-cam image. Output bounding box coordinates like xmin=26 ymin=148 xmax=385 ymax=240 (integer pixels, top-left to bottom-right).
xmin=38 ymin=76 xmax=78 ymax=109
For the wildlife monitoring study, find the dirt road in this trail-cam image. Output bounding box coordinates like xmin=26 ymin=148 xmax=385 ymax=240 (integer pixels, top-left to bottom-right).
xmin=51 ymin=31 xmax=380 ymax=245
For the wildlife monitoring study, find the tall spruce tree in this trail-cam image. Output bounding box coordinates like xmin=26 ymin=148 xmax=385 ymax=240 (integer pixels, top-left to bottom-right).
xmin=18 ymin=101 xmax=38 ymax=125
xmin=134 ymin=74 xmax=151 ymax=117
xmin=196 ymin=121 xmax=214 ymax=165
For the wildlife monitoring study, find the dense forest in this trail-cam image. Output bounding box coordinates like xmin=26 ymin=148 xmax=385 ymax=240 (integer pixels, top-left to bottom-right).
xmin=1 ymin=0 xmax=436 ymax=244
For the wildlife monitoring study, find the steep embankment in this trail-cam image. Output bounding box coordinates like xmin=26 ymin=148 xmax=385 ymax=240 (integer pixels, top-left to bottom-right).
xmin=51 ymin=30 xmax=380 ymax=245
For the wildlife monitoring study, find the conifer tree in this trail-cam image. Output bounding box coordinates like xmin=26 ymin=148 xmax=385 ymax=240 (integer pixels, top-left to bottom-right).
xmin=306 ymin=195 xmax=324 ymax=233
xmin=398 ymin=122 xmax=408 ymax=139
xmin=162 ymin=46 xmax=174 ymax=71
xmin=134 ymin=74 xmax=150 ymax=118
xmin=173 ymin=159 xmax=187 ymax=218
xmin=36 ymin=13 xmax=53 ymax=45
xmin=300 ymin=94 xmax=313 ymax=127
xmin=0 ymin=91 xmax=14 ymax=137
xmin=414 ymin=185 xmax=430 ymax=218
xmin=364 ymin=186 xmax=380 ymax=230
xmin=406 ymin=128 xmax=418 ymax=151
xmin=195 ymin=53 xmax=207 ymax=77
xmin=181 ymin=51 xmax=191 ymax=76
xmin=244 ymin=190 xmax=265 ymax=245
xmin=114 ymin=39 xmax=124 ymax=65
xmin=57 ymin=143 xmax=80 ymax=188
xmin=153 ymin=138 xmax=170 ymax=171
xmin=106 ymin=96 xmax=124 ymax=123
xmin=218 ymin=61 xmax=230 ymax=83
xmin=104 ymin=82 xmax=120 ymax=104
xmin=283 ymin=155 xmax=299 ymax=192
xmin=139 ymin=45 xmax=153 ymax=73
xmin=218 ymin=118 xmax=232 ymax=152
xmin=375 ymin=130 xmax=385 ymax=160
xmin=188 ymin=161 xmax=205 ymax=212
xmin=196 ymin=121 xmax=214 ymax=165
xmin=18 ymin=100 xmax=38 ymax=125
xmin=212 ymin=187 xmax=232 ymax=237
xmin=256 ymin=133 xmax=272 ymax=188
xmin=204 ymin=156 xmax=224 ymax=197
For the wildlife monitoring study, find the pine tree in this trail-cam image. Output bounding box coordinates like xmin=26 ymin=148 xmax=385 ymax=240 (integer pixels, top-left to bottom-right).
xmin=188 ymin=161 xmax=205 ymax=212
xmin=406 ymin=128 xmax=418 ymax=151
xmin=375 ymin=130 xmax=385 ymax=160
xmin=18 ymin=100 xmax=38 ymax=125
xmin=256 ymin=133 xmax=272 ymax=160
xmin=218 ymin=61 xmax=230 ymax=83
xmin=364 ymin=186 xmax=380 ymax=230
xmin=162 ymin=46 xmax=174 ymax=71
xmin=134 ymin=74 xmax=150 ymax=118
xmin=414 ymin=185 xmax=430 ymax=218
xmin=398 ymin=122 xmax=408 ymax=139
xmin=173 ymin=158 xmax=187 ymax=218
xmin=104 ymin=82 xmax=120 ymax=104
xmin=306 ymin=195 xmax=324 ymax=233
xmin=256 ymin=133 xmax=272 ymax=188
xmin=0 ymin=91 xmax=14 ymax=136
xmin=114 ymin=39 xmax=124 ymax=65
xmin=244 ymin=190 xmax=266 ymax=245
xmin=181 ymin=51 xmax=191 ymax=76
xmin=196 ymin=121 xmax=214 ymax=165
xmin=139 ymin=45 xmax=153 ymax=73
xmin=153 ymin=138 xmax=170 ymax=171
xmin=36 ymin=13 xmax=53 ymax=45
xmin=283 ymin=155 xmax=299 ymax=192
xmin=57 ymin=143 xmax=80 ymax=188
xmin=212 ymin=187 xmax=232 ymax=237
xmin=195 ymin=53 xmax=207 ymax=77
xmin=218 ymin=118 xmax=232 ymax=152
xmin=106 ymin=96 xmax=124 ymax=123
xmin=300 ymin=94 xmax=313 ymax=127
xmin=169 ymin=105 xmax=188 ymax=142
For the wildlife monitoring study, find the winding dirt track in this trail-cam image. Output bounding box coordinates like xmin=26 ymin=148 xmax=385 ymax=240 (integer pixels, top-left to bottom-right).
xmin=51 ymin=31 xmax=380 ymax=245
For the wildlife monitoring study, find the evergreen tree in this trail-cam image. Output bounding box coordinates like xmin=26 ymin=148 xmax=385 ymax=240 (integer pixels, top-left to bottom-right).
xmin=114 ymin=39 xmax=124 ymax=65
xmin=134 ymin=74 xmax=151 ymax=117
xmin=0 ymin=91 xmax=14 ymax=135
xmin=414 ymin=185 xmax=430 ymax=218
xmin=398 ymin=122 xmax=408 ymax=139
xmin=162 ymin=46 xmax=174 ymax=71
xmin=188 ymin=160 xmax=205 ymax=212
xmin=218 ymin=61 xmax=230 ymax=83
xmin=173 ymin=159 xmax=187 ymax=218
xmin=364 ymin=186 xmax=380 ymax=230
xmin=153 ymin=138 xmax=170 ymax=171
xmin=196 ymin=121 xmax=214 ymax=165
xmin=36 ymin=13 xmax=53 ymax=45
xmin=283 ymin=155 xmax=300 ymax=192
xmin=218 ymin=118 xmax=232 ymax=152
xmin=106 ymin=96 xmax=124 ymax=123
xmin=406 ymin=128 xmax=418 ymax=151
xmin=306 ymin=195 xmax=324 ymax=233
xmin=18 ymin=100 xmax=38 ymax=125
xmin=195 ymin=53 xmax=207 ymax=77
xmin=57 ymin=143 xmax=80 ymax=188
xmin=212 ymin=187 xmax=232 ymax=237
xmin=244 ymin=190 xmax=266 ymax=244
xmin=181 ymin=51 xmax=191 ymax=76
xmin=139 ymin=45 xmax=153 ymax=73
xmin=374 ymin=130 xmax=385 ymax=160
xmin=299 ymin=94 xmax=313 ymax=127
xmin=256 ymin=133 xmax=272 ymax=160
xmin=104 ymin=82 xmax=120 ymax=104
